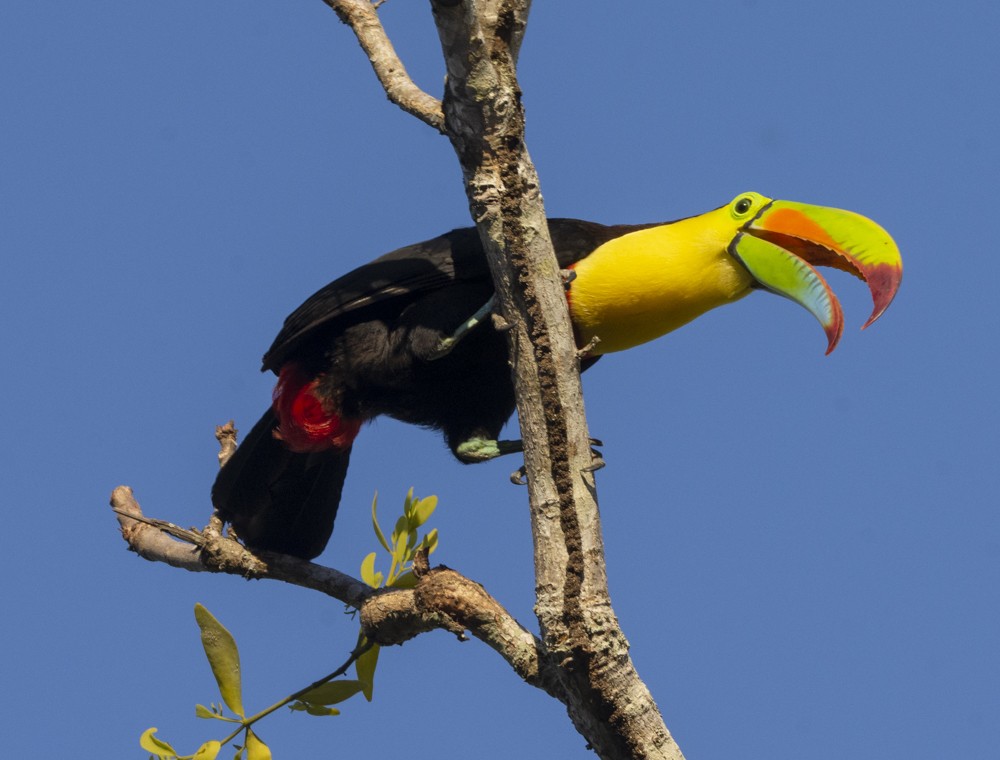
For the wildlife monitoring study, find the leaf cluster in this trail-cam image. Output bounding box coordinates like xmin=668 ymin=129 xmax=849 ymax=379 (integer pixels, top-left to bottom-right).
xmin=361 ymin=488 xmax=439 ymax=590
xmin=140 ymin=489 xmax=439 ymax=759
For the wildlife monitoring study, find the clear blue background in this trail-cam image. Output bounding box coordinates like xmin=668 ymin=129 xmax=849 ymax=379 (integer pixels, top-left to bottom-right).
xmin=3 ymin=2 xmax=996 ymax=757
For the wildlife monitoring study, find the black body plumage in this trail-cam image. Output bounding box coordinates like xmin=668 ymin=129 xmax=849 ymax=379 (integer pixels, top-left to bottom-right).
xmin=213 ymin=219 xmax=650 ymax=559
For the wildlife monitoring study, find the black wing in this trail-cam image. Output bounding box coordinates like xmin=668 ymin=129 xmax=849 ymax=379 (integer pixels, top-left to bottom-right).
xmin=262 ymin=218 xmax=650 ymax=372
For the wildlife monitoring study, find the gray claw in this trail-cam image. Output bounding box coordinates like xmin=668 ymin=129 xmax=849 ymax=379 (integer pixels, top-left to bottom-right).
xmin=582 ymin=438 xmax=605 ymax=473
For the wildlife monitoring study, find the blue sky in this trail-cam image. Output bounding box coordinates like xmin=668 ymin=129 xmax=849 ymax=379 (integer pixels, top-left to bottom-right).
xmin=3 ymin=2 xmax=997 ymax=758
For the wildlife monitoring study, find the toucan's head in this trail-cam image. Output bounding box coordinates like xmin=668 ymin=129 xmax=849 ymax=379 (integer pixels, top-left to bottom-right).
xmin=722 ymin=191 xmax=902 ymax=354
xmin=568 ymin=191 xmax=902 ymax=355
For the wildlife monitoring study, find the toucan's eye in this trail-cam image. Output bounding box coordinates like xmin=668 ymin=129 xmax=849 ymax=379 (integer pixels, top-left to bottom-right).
xmin=735 ymin=197 xmax=753 ymax=215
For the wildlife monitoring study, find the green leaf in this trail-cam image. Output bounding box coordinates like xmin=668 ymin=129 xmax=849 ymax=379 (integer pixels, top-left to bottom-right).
xmin=245 ymin=729 xmax=272 ymax=760
xmin=409 ymin=495 xmax=438 ymax=528
xmin=389 ymin=570 xmax=417 ymax=589
xmin=299 ymin=679 xmax=365 ymax=705
xmin=290 ymin=701 xmax=341 ymax=716
xmin=195 ymin=704 xmax=239 ymax=722
xmin=195 ymin=704 xmax=216 ymax=720
xmin=392 ymin=528 xmax=409 ymax=564
xmin=360 ymin=552 xmax=380 ymax=588
xmin=355 ymin=640 xmax=380 ymax=701
xmin=140 ymin=728 xmax=177 ymax=758
xmin=419 ymin=528 xmax=439 ymax=555
xmin=391 ymin=515 xmax=408 ymax=545
xmin=194 ymin=604 xmax=244 ymax=718
xmin=308 ymin=705 xmax=340 ymax=717
xmin=193 ymin=741 xmax=221 ymax=760
xmin=371 ymin=492 xmax=390 ymax=553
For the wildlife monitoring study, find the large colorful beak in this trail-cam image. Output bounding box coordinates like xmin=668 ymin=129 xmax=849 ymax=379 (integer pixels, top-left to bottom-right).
xmin=729 ymin=200 xmax=902 ymax=354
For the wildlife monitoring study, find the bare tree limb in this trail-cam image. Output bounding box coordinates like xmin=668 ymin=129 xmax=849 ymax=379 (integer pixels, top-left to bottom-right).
xmin=112 ymin=488 xmax=208 ymax=573
xmin=320 ymin=0 xmax=446 ymax=131
xmin=112 ymin=486 xmax=368 ymax=602
xmin=111 ymin=484 xmax=561 ymax=697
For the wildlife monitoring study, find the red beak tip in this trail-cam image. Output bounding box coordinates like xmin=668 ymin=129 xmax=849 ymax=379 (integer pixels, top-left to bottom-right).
xmin=824 ymin=321 xmax=844 ymax=355
xmin=861 ymin=301 xmax=892 ymax=330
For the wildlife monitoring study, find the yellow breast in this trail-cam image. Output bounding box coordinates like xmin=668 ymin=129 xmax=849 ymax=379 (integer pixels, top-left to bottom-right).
xmin=568 ymin=211 xmax=753 ymax=354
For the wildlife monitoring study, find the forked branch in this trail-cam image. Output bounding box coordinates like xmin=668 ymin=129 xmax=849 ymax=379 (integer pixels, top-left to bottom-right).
xmin=112 ymin=482 xmax=562 ymax=695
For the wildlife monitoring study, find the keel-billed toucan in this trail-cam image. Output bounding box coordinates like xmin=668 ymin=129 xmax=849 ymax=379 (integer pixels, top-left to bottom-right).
xmin=213 ymin=192 xmax=902 ymax=559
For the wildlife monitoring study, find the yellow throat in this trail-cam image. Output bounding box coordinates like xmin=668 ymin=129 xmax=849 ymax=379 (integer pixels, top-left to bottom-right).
xmin=567 ymin=207 xmax=753 ymax=355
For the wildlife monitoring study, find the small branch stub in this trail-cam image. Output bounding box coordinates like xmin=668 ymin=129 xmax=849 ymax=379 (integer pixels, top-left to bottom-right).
xmin=215 ymin=421 xmax=238 ymax=467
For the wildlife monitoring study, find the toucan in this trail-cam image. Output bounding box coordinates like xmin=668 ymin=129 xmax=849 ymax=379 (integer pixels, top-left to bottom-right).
xmin=212 ymin=192 xmax=902 ymax=559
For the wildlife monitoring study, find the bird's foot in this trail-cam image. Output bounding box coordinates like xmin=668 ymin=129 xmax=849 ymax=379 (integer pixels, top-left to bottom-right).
xmin=428 ymin=336 xmax=458 ymax=360
xmin=509 ymin=437 xmax=604 ymax=484
xmin=455 ymin=437 xmax=523 ymax=463
xmin=582 ymin=437 xmax=606 ymax=473
xmin=577 ymin=335 xmax=601 ymax=359
xmin=491 ymin=312 xmax=513 ymax=332
xmin=428 ymin=295 xmax=497 ymax=360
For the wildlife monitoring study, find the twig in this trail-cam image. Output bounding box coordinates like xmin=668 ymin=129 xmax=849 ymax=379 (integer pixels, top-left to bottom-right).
xmin=321 ymin=0 xmax=445 ymax=131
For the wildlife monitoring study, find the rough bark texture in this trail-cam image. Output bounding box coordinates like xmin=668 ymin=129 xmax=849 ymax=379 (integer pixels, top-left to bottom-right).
xmin=427 ymin=2 xmax=682 ymax=758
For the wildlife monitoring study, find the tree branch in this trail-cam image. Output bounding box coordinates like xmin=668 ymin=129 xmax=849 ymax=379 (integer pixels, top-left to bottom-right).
xmin=426 ymin=2 xmax=683 ymax=757
xmin=321 ymin=0 xmax=446 ymax=131
xmin=111 ymin=483 xmax=562 ymax=697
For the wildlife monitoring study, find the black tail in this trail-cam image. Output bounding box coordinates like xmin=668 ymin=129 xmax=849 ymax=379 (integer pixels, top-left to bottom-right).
xmin=212 ymin=409 xmax=351 ymax=560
